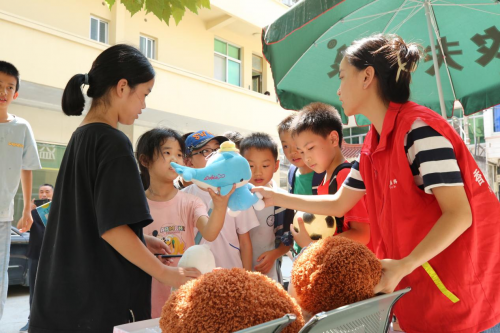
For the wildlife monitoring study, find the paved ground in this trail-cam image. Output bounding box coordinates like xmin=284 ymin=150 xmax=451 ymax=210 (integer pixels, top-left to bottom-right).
xmin=1 ymin=285 xmax=30 ymax=333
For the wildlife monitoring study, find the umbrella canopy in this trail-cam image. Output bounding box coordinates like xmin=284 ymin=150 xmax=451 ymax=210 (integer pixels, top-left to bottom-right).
xmin=263 ymin=0 xmax=500 ymax=125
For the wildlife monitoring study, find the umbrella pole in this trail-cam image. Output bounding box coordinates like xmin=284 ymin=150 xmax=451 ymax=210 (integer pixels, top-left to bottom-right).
xmin=424 ymin=0 xmax=447 ymax=119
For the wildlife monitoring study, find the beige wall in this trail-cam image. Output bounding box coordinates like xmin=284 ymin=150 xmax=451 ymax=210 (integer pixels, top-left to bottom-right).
xmin=1 ymin=0 xmax=293 ymax=147
xmin=124 ymin=8 xmax=214 ymax=77
xmin=121 ymin=5 xmax=270 ymax=92
xmin=2 ymin=0 xmax=112 ymax=37
xmin=8 ymin=105 xmax=82 ymax=145
xmin=1 ymin=12 xmax=105 ymax=88
xmin=2 ymin=0 xmax=275 ymax=97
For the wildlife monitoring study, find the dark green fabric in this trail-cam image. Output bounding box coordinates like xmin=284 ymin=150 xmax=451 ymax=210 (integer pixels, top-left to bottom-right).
xmin=291 ymin=170 xmax=314 ymax=255
xmin=293 ymin=171 xmax=314 ymax=196
xmin=263 ymin=0 xmax=500 ymax=124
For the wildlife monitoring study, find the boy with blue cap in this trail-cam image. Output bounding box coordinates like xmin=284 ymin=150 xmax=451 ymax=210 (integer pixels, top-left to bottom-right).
xmin=174 ymin=130 xmax=228 ymax=189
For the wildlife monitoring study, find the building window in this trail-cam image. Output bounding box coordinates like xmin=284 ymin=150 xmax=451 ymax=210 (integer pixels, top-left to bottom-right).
xmin=90 ymin=16 xmax=108 ymax=44
xmin=447 ymin=111 xmax=485 ymax=144
xmin=252 ymin=55 xmax=263 ymax=93
xmin=342 ymin=126 xmax=370 ymax=144
xmin=140 ymin=36 xmax=156 ymax=60
xmin=493 ymin=106 xmax=500 ymax=133
xmin=214 ymin=39 xmax=241 ymax=87
xmin=468 ymin=113 xmax=485 ymax=144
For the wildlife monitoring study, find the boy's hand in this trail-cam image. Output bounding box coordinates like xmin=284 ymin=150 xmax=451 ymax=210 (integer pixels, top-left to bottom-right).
xmin=290 ymin=218 xmax=313 ymax=248
xmin=373 ymin=259 xmax=412 ymax=294
xmin=251 ymin=186 xmax=275 ymax=207
xmin=208 ymin=184 xmax=236 ymax=209
xmin=254 ymin=250 xmax=278 ymax=274
xmin=162 ymin=266 xmax=201 ymax=289
xmin=17 ymin=211 xmax=33 ymax=233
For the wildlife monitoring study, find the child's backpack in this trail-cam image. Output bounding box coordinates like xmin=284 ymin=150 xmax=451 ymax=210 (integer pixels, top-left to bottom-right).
xmin=311 ymin=162 xmax=353 ymax=196
xmin=287 ymin=165 xmax=325 ymax=194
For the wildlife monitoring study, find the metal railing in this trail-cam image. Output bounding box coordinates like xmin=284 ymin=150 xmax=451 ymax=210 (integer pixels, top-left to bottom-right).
xmin=282 ymin=0 xmax=301 ymax=7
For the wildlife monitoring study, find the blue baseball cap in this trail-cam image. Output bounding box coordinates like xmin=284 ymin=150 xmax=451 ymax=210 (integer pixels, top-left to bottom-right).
xmin=185 ymin=130 xmax=228 ymax=155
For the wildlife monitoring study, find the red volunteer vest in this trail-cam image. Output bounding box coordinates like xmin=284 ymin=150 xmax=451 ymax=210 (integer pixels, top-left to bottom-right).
xmin=359 ymin=102 xmax=500 ymax=333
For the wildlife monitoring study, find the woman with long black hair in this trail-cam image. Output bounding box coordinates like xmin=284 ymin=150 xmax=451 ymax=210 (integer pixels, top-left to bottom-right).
xmin=30 ymin=44 xmax=200 ymax=333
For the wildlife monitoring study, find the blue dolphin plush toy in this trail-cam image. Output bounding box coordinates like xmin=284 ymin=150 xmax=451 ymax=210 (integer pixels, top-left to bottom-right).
xmin=171 ymin=141 xmax=265 ymax=216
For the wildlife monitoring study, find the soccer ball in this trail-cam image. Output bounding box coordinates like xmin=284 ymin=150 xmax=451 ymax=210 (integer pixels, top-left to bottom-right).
xmin=292 ymin=211 xmax=337 ymax=240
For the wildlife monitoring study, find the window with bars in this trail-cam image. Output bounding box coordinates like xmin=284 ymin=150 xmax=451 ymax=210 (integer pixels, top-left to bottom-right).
xmin=214 ymin=39 xmax=241 ymax=87
xmin=140 ymin=36 xmax=156 ymax=60
xmin=469 ymin=113 xmax=485 ymax=144
xmin=90 ymin=16 xmax=108 ymax=44
xmin=342 ymin=126 xmax=370 ymax=144
xmin=447 ymin=111 xmax=485 ymax=144
xmin=252 ymin=54 xmax=263 ymax=93
xmin=282 ymin=0 xmax=301 ymax=7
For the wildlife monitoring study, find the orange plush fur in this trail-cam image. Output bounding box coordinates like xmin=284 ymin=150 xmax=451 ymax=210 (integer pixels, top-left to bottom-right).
xmin=292 ymin=236 xmax=382 ymax=316
xmin=160 ymin=268 xmax=305 ymax=333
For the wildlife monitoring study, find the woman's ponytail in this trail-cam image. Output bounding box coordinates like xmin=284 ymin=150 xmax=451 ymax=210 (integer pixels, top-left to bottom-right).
xmin=61 ymin=44 xmax=155 ymax=117
xmin=61 ymin=73 xmax=87 ymax=116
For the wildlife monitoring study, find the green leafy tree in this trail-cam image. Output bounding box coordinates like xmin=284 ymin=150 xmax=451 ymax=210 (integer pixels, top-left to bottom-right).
xmin=104 ymin=0 xmax=211 ymax=26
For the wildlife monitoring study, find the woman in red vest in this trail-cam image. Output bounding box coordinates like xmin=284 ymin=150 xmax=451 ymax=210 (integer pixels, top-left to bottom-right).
xmin=254 ymin=34 xmax=500 ymax=333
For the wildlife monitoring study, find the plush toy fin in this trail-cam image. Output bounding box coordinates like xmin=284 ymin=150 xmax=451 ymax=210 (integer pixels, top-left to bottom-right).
xmin=171 ymin=162 xmax=196 ymax=181
xmin=220 ymin=184 xmax=234 ymax=196
xmin=253 ymin=199 xmax=265 ymax=211
xmin=221 ymin=152 xmax=234 ymax=160
xmin=250 ymin=185 xmax=265 ymax=210
xmin=227 ymin=209 xmax=241 ymax=217
xmin=170 ymin=162 xmax=184 ymax=174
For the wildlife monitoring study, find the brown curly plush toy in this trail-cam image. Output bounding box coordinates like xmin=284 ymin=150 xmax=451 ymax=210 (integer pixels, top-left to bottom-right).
xmin=160 ymin=268 xmax=305 ymax=333
xmin=291 ymin=236 xmax=382 ymax=317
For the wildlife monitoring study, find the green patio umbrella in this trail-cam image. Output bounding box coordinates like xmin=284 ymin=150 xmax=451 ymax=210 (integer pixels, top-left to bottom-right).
xmin=263 ymin=0 xmax=500 ymax=125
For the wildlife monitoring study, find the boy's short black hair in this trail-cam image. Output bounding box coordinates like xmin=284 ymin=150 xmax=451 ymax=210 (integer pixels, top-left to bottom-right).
xmin=240 ymin=132 xmax=278 ymax=161
xmin=292 ymin=102 xmax=343 ymax=148
xmin=277 ymin=113 xmax=297 ymax=135
xmin=223 ymin=131 xmax=244 ymax=149
xmin=0 ymin=61 xmax=20 ymax=92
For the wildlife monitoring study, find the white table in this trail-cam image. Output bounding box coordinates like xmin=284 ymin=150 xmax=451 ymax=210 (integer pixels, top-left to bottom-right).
xmin=113 ymin=318 xmax=161 ymax=333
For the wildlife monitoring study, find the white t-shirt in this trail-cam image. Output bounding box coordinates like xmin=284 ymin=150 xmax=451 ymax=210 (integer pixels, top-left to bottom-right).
xmin=250 ymin=180 xmax=286 ymax=282
xmin=0 ymin=116 xmax=41 ymax=221
xmin=182 ymin=184 xmax=259 ymax=269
